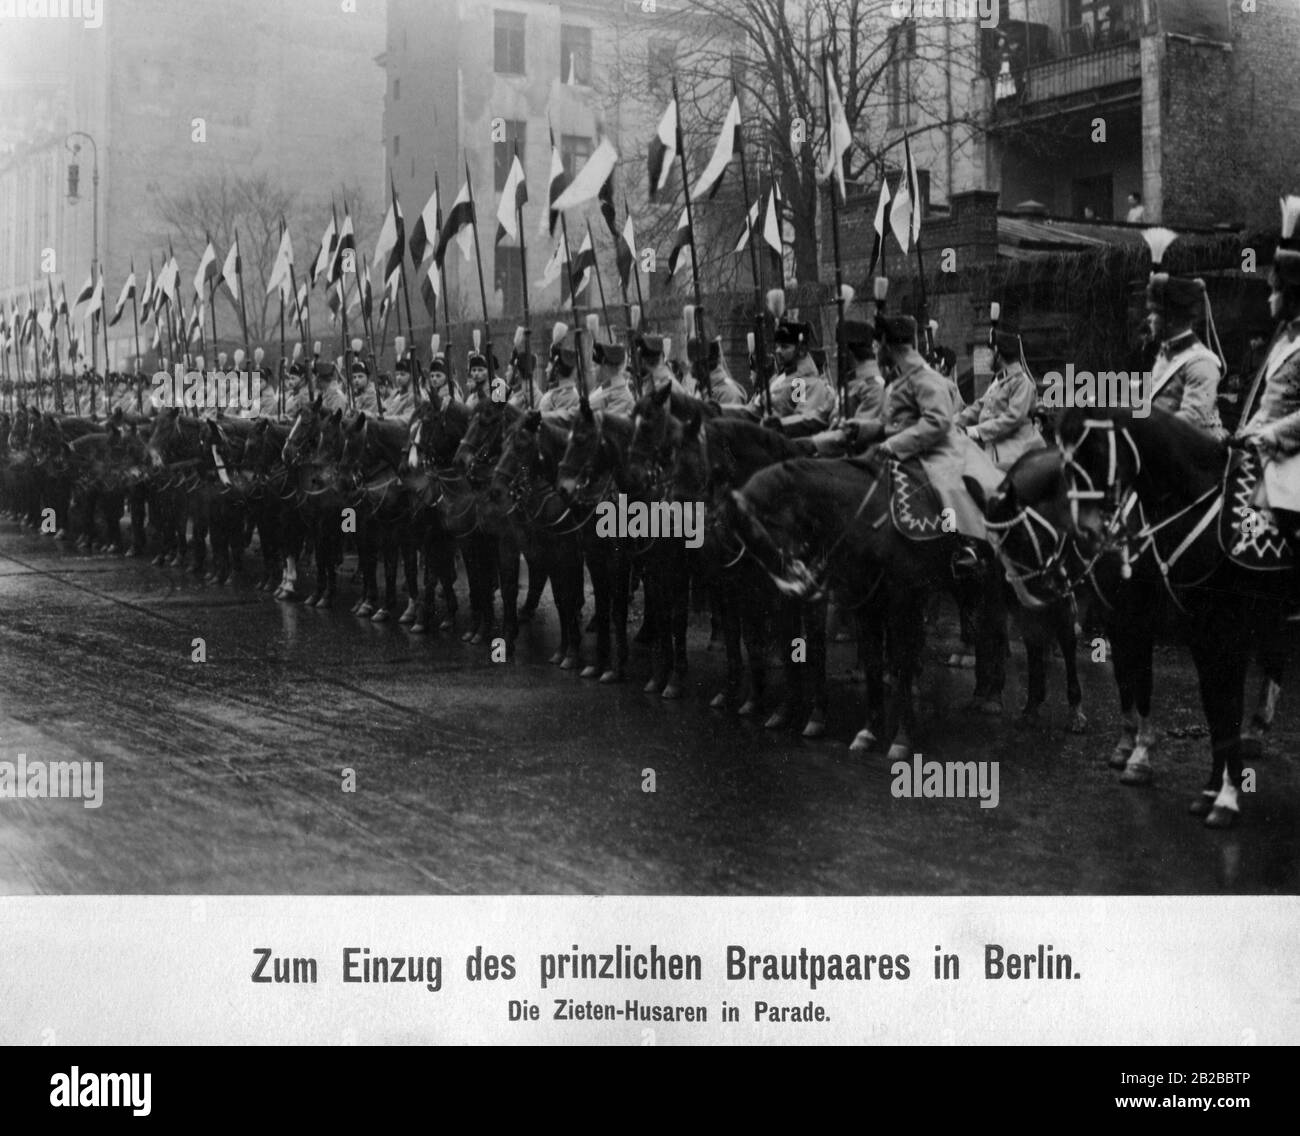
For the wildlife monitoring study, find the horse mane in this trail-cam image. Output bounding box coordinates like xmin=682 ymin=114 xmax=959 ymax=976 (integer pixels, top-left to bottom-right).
xmin=705 ymin=415 xmax=804 ymax=463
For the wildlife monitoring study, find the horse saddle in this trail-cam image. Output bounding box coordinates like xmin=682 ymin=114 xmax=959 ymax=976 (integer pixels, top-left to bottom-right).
xmin=1219 ymin=449 xmax=1293 ymax=571
xmin=888 ymin=456 xmax=948 ymax=542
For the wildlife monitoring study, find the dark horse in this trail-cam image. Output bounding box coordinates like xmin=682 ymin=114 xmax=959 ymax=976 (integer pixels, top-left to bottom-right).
xmin=1057 ymin=406 xmax=1293 ymax=827
xmin=730 ymin=455 xmax=1006 ymax=758
xmin=668 ymin=410 xmax=832 ymax=734
xmin=280 ymin=398 xmax=349 ymax=608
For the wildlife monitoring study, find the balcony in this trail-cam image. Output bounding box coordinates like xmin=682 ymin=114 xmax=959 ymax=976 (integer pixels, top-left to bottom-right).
xmin=990 ymin=39 xmax=1142 ymax=126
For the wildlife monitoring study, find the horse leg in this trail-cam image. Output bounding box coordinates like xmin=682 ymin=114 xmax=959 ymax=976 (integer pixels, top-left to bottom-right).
xmin=710 ymin=572 xmax=743 ymax=710
xmin=1058 ymin=596 xmax=1088 ymax=733
xmin=801 ymin=598 xmax=829 ymax=738
xmin=851 ymin=603 xmax=888 ymax=754
xmin=662 ymin=547 xmax=689 ymax=700
xmin=520 ymin=552 xmax=546 ymax=621
xmin=1018 ymin=604 xmax=1050 ymax=728
xmin=607 ymin=543 xmax=631 ymax=684
xmin=969 ymin=566 xmax=1007 ymax=714
xmin=642 ymin=553 xmax=669 ymax=694
xmin=372 ymin=522 xmax=400 ymax=621
xmin=1242 ymin=619 xmax=1289 ymax=759
xmin=497 ymin=538 xmax=521 ymax=659
xmin=558 ymin=541 xmax=583 ymax=671
xmin=1188 ymin=604 xmax=1251 ymax=827
xmin=766 ymin=596 xmax=802 ymax=727
xmin=1116 ymin=582 xmax=1159 ymax=786
xmin=883 ymin=588 xmax=927 ymax=762
xmin=432 ymin=531 xmax=458 ymax=631
xmin=583 ymin=540 xmax=610 ymax=679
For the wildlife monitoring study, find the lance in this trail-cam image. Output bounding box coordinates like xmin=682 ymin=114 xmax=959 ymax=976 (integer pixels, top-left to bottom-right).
xmin=621 ymin=193 xmax=646 ymax=399
xmin=734 ymin=78 xmax=770 ymax=414
xmin=821 ymin=52 xmax=849 ymax=419
xmin=586 ymin=219 xmax=615 ymax=344
xmin=514 ymin=141 xmax=534 ymax=408
xmin=336 ymin=202 xmax=355 ymax=410
xmin=51 ymin=306 xmax=65 ymax=416
xmin=128 ymin=260 xmax=143 ymax=414
xmin=463 ymin=157 xmax=497 ymax=392
xmin=360 ymin=255 xmax=386 ymax=418
xmin=559 ymin=214 xmax=589 ymax=404
xmin=434 ymin=170 xmax=456 ymax=393
xmin=278 ymin=267 xmax=287 ymax=419
xmin=391 ymin=177 xmax=421 ymax=395
xmin=232 ymin=229 xmax=252 ymax=392
xmin=672 ymin=76 xmax=706 ymax=354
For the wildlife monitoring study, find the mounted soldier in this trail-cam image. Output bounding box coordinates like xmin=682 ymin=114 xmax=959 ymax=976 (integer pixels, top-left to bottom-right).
xmin=957 ymin=316 xmax=1045 ymax=470
xmin=462 ymin=338 xmax=497 ymax=412
xmin=426 ymin=338 xmax=462 ymax=405
xmin=589 ymin=340 xmax=635 ymax=417
xmin=702 ymin=340 xmax=746 ymax=406
xmin=349 ymin=339 xmax=378 ymax=415
xmin=1236 ymin=195 xmax=1300 ymax=567
xmin=841 ymin=319 xmax=885 ymax=420
xmin=385 ymin=341 xmax=416 ymax=423
xmin=538 ymin=343 xmax=581 ymax=422
xmin=1140 ymin=228 xmax=1226 ymax=439
xmin=751 ymin=315 xmax=836 ymax=437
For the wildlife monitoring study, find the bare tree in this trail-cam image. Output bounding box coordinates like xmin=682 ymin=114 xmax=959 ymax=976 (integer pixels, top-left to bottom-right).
xmin=154 ymin=174 xmax=376 ymax=349
xmin=602 ymin=0 xmax=984 ymax=292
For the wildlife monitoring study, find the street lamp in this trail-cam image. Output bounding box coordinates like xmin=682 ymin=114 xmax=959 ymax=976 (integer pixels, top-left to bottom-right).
xmin=65 ymin=131 xmax=99 ymax=380
xmin=64 ymin=131 xmax=99 ymax=287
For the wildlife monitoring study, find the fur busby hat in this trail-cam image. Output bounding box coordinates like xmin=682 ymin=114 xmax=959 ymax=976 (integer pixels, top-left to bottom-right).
xmin=593 ymin=341 xmax=626 ymax=367
xmin=552 ymin=347 xmax=577 ymax=378
xmin=773 ymin=319 xmax=812 ymax=348
xmin=1145 ymin=274 xmax=1203 ymax=319
xmin=838 ymin=319 xmax=874 ymax=349
xmin=638 ymin=334 xmax=665 ymax=359
xmin=706 ymin=340 xmax=723 ymax=371
xmin=467 ymin=349 xmax=496 ymax=371
xmin=1273 ymin=196 xmax=1300 ymax=289
xmin=875 ymin=314 xmax=918 ymax=347
xmin=428 ymin=353 xmax=448 ymax=376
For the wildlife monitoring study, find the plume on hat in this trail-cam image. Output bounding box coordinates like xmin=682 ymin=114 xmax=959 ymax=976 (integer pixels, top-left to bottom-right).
xmin=312 ymin=340 xmax=322 ymax=356
xmin=765 ymin=289 xmax=786 ymax=320
xmin=1281 ymin=196 xmax=1300 ymax=241
xmin=292 ymin=342 xmax=303 ymax=362
xmin=233 ymin=348 xmax=246 ymax=368
xmin=196 ymin=354 xmax=206 ymax=370
xmin=1142 ymin=227 xmax=1178 ymax=271
xmin=513 ymin=326 xmax=527 ymax=351
xmin=873 ymin=276 xmax=889 ymax=306
xmin=663 ymin=336 xmax=672 ymax=360
xmin=746 ymin=331 xmax=755 ymax=356
xmin=350 ymin=337 xmax=364 ymax=354
xmin=472 ymin=328 xmax=481 ymax=353
xmin=395 ymin=335 xmax=406 ymax=357
xmin=585 ymin=313 xmax=600 ymax=344
xmin=682 ymin=304 xmax=696 ymax=342
xmin=551 ymin=321 xmax=569 ymax=349
xmin=253 ymin=346 xmax=264 ymax=366
xmin=840 ymin=284 xmax=855 ymax=307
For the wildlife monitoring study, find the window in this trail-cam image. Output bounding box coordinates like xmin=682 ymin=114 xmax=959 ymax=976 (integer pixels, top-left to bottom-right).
xmin=1064 ymin=0 xmax=1138 ymax=53
xmin=393 ymin=77 xmax=400 ymax=101
xmin=495 ymin=10 xmax=526 ymax=74
xmin=560 ymin=134 xmax=592 ymax=180
xmin=495 ymin=246 xmax=524 ymax=315
xmin=647 ymin=38 xmax=675 ymax=97
xmin=560 ymin=24 xmax=591 ymax=86
xmin=494 ymin=120 xmax=527 ymax=191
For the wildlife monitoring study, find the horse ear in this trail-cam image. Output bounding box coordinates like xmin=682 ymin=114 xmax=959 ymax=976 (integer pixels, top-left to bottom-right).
xmin=351 ymin=412 xmax=367 ymax=431
xmin=313 ymin=395 xmax=323 ymax=413
xmin=685 ymin=405 xmax=703 ymax=437
xmin=963 ymin=475 xmax=991 ymax=515
xmin=331 ymin=408 xmax=343 ymax=424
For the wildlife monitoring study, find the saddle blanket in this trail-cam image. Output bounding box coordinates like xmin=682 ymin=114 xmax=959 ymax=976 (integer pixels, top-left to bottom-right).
xmin=1220 ymin=450 xmax=1293 ymax=571
xmin=888 ymin=456 xmax=948 ymax=542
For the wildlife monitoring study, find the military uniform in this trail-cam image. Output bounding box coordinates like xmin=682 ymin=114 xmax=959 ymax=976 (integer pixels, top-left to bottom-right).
xmin=1146 ymin=330 xmax=1226 ymax=439
xmin=957 ymin=359 xmax=1045 ymax=469
xmin=1237 ymin=317 xmax=1300 ymax=511
xmin=462 ymin=382 xmax=494 ymax=412
xmin=538 ymin=377 xmax=581 ymax=420
xmin=877 ymin=345 xmax=1003 ymax=541
xmin=385 ymin=387 xmax=416 ymax=423
xmin=705 ymin=366 xmax=746 ymax=406
xmin=318 ymin=380 xmax=349 ymax=414
xmin=590 ymin=373 xmax=636 ymax=417
xmin=844 ymin=358 xmax=886 ymax=421
xmin=751 ymin=355 xmax=837 ymax=434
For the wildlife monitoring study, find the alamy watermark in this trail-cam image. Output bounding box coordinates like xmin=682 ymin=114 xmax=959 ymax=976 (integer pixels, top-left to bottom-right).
xmin=891 ymin=0 xmax=997 ymax=29
xmin=151 ymin=367 xmax=262 ymax=416
xmin=891 ymin=753 xmax=1000 ymax=808
xmin=0 ymin=753 xmax=103 ymax=808
xmin=0 ymin=0 xmax=103 ymax=29
xmin=1039 ymin=366 xmax=1153 ymax=418
xmin=594 ymin=493 xmax=704 ymax=549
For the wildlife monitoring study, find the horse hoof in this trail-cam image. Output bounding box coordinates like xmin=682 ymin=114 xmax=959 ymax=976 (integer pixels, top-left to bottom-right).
xmin=737 ymin=699 xmax=759 ymax=717
xmin=371 ymin=608 xmax=391 ymax=624
xmin=398 ymin=601 xmax=418 ymax=624
xmin=560 ymin=655 xmax=578 ymax=671
xmin=849 ymin=729 xmax=876 ymax=754
xmin=886 ymin=742 xmax=912 ymax=763
xmin=709 ymin=692 xmax=728 ymax=710
xmin=1066 ymin=709 xmax=1089 ymax=735
xmin=151 ymin=554 xmax=166 ymax=567
xmin=439 ymin=617 xmax=456 ymax=632
xmin=801 ymin=718 xmax=826 ymax=739
xmin=470 ymin=630 xmax=489 ymax=646
xmin=1107 ymin=747 xmax=1134 ymax=771
xmin=1189 ymin=793 xmax=1216 ymax=817
xmin=459 ymin=628 xmax=475 ymax=643
xmin=1204 ymin=805 xmax=1239 ymax=829
xmin=599 ymin=669 xmax=621 ymax=685
xmin=661 ymin=682 xmax=682 ymax=700
xmin=643 ymin=677 xmax=661 ymax=694
xmin=410 ymin=623 xmax=427 ymax=635
xmin=355 ymin=601 xmax=375 ymax=618
xmin=1119 ymin=763 xmax=1154 ymax=787
xmin=763 ymin=711 xmax=790 ymax=730
xmin=580 ymin=665 xmax=600 ymax=679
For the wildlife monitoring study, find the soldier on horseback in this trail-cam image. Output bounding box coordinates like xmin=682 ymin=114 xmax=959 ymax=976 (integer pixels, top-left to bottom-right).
xmin=462 ymin=343 xmax=497 ymax=411
xmin=350 ymin=340 xmax=378 ymax=415
xmin=1236 ymin=196 xmax=1300 ymax=568
xmin=589 ymin=341 xmax=635 ymax=416
xmin=751 ymin=317 xmax=836 ymax=437
xmin=958 ymin=323 xmax=1045 ymax=470
xmin=385 ymin=350 xmax=416 ymax=423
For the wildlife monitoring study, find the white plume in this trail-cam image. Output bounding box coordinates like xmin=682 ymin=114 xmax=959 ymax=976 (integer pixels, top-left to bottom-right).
xmin=989 ymin=301 xmax=1001 ymax=322
xmin=233 ymin=348 xmax=246 ymax=368
xmin=312 ymin=341 xmax=321 ymax=356
xmin=840 ymin=284 xmax=855 ymax=306
xmin=1281 ymin=196 xmax=1300 ymax=241
xmin=395 ymin=335 xmax=406 ymax=356
xmin=765 ymin=289 xmax=786 ymax=320
xmin=350 ymin=337 xmax=363 ymax=354
xmin=292 ymin=342 xmax=303 ymax=361
xmin=1142 ymin=227 xmax=1179 ymax=268
xmin=585 ymin=313 xmax=600 ymax=342
xmin=746 ymin=331 xmax=755 ymax=355
xmin=551 ymin=321 xmax=569 ymax=348
xmin=629 ymin=304 xmax=641 ymax=331
xmin=472 ymin=328 xmax=481 ymax=352
xmin=873 ymin=277 xmax=889 ymax=303
xmin=430 ymin=334 xmax=440 ymax=356
xmin=513 ymin=326 xmax=526 ymax=350
xmin=253 ymin=346 xmax=264 ymax=365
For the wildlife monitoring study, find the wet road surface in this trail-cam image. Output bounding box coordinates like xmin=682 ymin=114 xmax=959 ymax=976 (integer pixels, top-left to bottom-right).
xmin=0 ymin=519 xmax=1296 ymax=895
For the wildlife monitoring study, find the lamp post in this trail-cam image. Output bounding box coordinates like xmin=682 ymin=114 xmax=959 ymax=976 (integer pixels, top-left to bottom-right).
xmin=65 ymin=131 xmax=99 ymax=377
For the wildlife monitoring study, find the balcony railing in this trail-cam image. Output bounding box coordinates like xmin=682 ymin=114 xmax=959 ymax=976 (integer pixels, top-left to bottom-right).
xmin=996 ymin=40 xmax=1141 ymax=111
